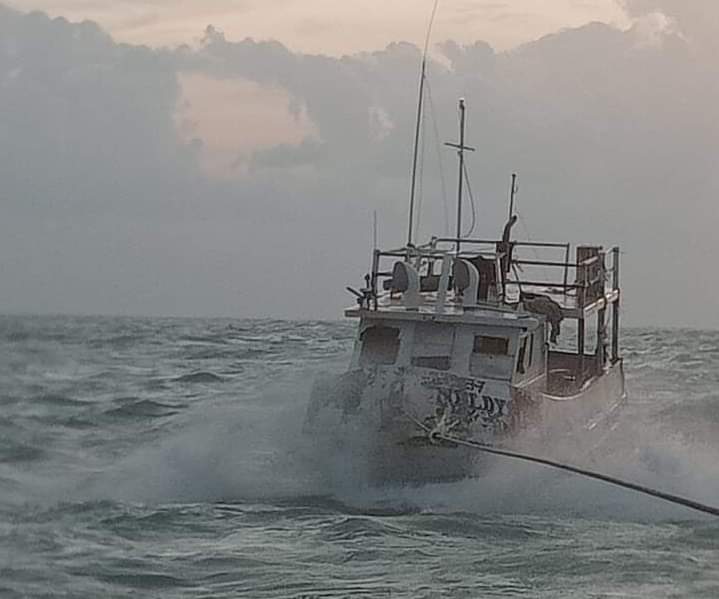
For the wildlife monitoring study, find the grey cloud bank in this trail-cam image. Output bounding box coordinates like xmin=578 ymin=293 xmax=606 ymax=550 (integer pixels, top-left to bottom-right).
xmin=0 ymin=3 xmax=716 ymax=326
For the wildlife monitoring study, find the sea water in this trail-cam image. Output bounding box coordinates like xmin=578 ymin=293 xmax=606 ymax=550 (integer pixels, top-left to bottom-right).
xmin=1 ymin=315 xmax=717 ymax=598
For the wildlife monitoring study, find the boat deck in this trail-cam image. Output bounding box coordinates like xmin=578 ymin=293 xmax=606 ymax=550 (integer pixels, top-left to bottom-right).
xmin=346 ymin=285 xmax=619 ymax=323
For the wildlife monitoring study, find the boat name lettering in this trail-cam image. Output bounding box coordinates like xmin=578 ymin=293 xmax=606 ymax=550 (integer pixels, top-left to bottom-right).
xmin=420 ymin=371 xmax=487 ymax=394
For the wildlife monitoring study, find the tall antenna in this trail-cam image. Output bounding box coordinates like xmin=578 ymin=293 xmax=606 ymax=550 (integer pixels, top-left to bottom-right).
xmin=407 ymin=0 xmax=441 ymax=247
xmin=445 ymin=99 xmax=475 ymax=253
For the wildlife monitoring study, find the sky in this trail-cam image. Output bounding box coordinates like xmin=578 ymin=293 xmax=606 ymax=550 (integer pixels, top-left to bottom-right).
xmin=6 ymin=1 xmax=630 ymax=54
xmin=0 ymin=1 xmax=717 ymax=326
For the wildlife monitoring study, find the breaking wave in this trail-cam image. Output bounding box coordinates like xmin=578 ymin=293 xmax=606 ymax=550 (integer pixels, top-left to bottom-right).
xmin=61 ymin=371 xmax=719 ymax=524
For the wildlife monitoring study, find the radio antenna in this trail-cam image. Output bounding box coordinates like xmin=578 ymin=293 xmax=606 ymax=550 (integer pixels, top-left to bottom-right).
xmin=407 ymin=0 xmax=441 ymax=247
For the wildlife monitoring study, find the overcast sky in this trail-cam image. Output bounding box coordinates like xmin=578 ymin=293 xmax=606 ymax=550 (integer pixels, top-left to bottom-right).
xmin=6 ymin=1 xmax=630 ymax=54
xmin=1 ymin=1 xmax=717 ymax=327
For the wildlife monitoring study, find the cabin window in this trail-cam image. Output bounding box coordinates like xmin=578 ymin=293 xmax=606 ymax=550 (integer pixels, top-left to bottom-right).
xmin=470 ymin=333 xmax=513 ymax=379
xmin=360 ymin=326 xmax=400 ymax=366
xmin=412 ymin=323 xmax=454 ymax=371
xmin=412 ymin=356 xmax=451 ymax=371
xmin=473 ymin=336 xmax=509 ymax=355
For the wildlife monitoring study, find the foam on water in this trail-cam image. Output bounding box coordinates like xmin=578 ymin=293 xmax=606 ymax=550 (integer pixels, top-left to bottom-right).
xmin=64 ymin=371 xmax=719 ymax=524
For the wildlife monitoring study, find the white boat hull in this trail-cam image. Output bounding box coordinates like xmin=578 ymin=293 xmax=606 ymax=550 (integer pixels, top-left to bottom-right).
xmin=305 ymin=362 xmax=625 ymax=483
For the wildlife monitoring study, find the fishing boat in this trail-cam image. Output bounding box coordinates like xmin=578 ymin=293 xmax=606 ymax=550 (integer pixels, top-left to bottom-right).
xmin=305 ymin=93 xmax=626 ymax=482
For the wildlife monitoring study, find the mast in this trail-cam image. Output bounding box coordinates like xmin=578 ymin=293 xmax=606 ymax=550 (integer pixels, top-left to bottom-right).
xmin=407 ymin=0 xmax=441 ymax=248
xmin=407 ymin=62 xmax=427 ymax=247
xmin=456 ymin=99 xmax=466 ymax=252
xmin=445 ymin=98 xmax=475 ymax=253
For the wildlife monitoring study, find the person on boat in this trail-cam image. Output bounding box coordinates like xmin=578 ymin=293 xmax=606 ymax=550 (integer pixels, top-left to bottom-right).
xmin=523 ymin=295 xmax=563 ymax=344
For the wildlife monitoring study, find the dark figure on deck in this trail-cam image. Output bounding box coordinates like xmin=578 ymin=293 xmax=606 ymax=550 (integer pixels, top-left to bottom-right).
xmin=522 ymin=294 xmax=563 ymax=344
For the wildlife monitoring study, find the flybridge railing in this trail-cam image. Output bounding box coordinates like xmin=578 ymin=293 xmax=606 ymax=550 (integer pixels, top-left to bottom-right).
xmin=362 ymin=239 xmax=620 ymax=316
xmin=507 ymin=246 xmax=621 ymax=317
xmin=357 ymin=241 xmax=622 ymax=367
xmin=432 ymin=237 xmax=574 ymax=296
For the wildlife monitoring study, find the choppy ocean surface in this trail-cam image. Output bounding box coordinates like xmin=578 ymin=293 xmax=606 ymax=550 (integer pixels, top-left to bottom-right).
xmin=1 ymin=314 xmax=718 ymax=598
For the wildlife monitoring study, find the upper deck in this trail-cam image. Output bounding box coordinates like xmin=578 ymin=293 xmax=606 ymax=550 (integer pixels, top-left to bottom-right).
xmin=346 ymin=236 xmax=622 ymax=368
xmin=346 ymin=237 xmax=621 ymax=322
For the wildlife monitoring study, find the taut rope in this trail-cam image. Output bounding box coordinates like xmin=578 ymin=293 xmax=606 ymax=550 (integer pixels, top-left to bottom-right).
xmin=405 ymin=410 xmax=719 ymax=517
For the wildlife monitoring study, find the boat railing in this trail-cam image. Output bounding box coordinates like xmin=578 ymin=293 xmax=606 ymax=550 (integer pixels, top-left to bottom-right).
xmin=356 ymin=241 xmax=622 ymax=370
xmin=366 ymin=240 xmax=619 ymax=313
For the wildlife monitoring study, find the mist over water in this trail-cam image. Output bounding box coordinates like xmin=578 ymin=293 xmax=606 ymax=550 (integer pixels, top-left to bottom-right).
xmin=1 ymin=315 xmax=718 ymax=597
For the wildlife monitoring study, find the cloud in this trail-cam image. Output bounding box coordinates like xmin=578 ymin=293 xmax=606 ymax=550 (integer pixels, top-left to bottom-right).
xmin=629 ymin=11 xmax=678 ymax=48
xmin=0 ymin=6 xmax=197 ymax=211
xmin=0 ymin=4 xmax=717 ymax=326
xmin=5 ymin=0 xmax=628 ymax=54
xmin=176 ymin=71 xmax=318 ymax=178
xmin=621 ymin=0 xmax=719 ymax=55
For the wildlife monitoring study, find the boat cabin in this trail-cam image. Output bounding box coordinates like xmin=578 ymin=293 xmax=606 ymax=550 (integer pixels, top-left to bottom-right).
xmin=350 ymin=313 xmax=545 ymax=389
xmin=346 ymin=237 xmax=621 ymax=397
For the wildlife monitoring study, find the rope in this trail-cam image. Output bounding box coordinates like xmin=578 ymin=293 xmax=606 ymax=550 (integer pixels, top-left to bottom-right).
xmin=403 ymin=409 xmax=719 ymax=517
xmin=462 ymin=162 xmax=477 ymax=238
xmin=435 ymin=432 xmax=719 ymax=517
xmin=425 ymin=77 xmax=450 ymax=236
